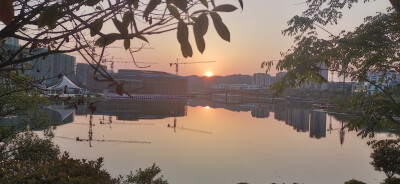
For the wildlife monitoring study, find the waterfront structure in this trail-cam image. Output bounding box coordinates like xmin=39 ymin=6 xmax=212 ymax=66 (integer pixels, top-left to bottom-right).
xmin=46 ymin=76 xmax=82 ymax=96
xmin=107 ymin=69 xmax=188 ymax=95
xmin=354 ymin=72 xmax=400 ymax=95
xmin=252 ymin=73 xmax=271 ymax=87
xmin=75 ymin=63 xmax=108 ymax=92
xmin=210 ymin=83 xmax=260 ymax=90
xmin=252 ymin=72 xmax=287 ymax=89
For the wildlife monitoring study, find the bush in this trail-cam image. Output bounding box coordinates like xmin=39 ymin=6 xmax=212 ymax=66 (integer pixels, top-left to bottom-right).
xmin=0 ymin=152 xmax=119 ymax=184
xmin=381 ymin=177 xmax=400 ymax=184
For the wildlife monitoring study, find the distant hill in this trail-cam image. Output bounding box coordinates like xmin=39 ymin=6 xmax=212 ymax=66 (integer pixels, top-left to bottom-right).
xmin=186 ymin=74 xmax=252 ymax=92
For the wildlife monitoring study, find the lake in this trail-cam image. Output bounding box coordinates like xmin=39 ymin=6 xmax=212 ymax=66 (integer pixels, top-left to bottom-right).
xmin=46 ymin=99 xmax=390 ymax=184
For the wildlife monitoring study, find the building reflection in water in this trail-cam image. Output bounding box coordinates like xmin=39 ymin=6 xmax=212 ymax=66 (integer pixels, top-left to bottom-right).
xmin=75 ymin=99 xmax=187 ymax=121
xmin=43 ymin=99 xmax=330 ymax=140
xmin=187 ymin=99 xmax=330 ymax=139
xmin=253 ymin=105 xmax=326 ymax=139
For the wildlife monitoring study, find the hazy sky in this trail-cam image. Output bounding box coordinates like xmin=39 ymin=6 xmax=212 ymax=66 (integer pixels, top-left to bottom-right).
xmin=85 ymin=1 xmax=391 ymax=77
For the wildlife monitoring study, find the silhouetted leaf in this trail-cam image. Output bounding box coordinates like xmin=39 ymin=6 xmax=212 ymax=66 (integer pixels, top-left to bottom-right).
xmin=212 ymin=4 xmax=237 ymax=12
xmin=143 ymin=0 xmax=161 ymax=20
xmin=177 ymin=20 xmax=188 ymax=44
xmin=0 ymin=0 xmax=14 ymax=25
xmin=194 ymin=36 xmax=205 ymax=54
xmin=95 ymin=33 xmax=119 ymax=47
xmin=210 ymin=0 xmax=216 ymax=8
xmin=135 ymin=34 xmax=149 ymax=43
xmin=210 ymin=12 xmax=230 ymax=42
xmin=238 ymin=0 xmax=243 ymax=10
xmin=133 ymin=0 xmax=139 ymax=9
xmin=37 ymin=5 xmax=59 ymax=28
xmin=85 ymin=0 xmax=100 ymax=6
xmin=90 ymin=18 xmax=103 ymax=37
xmin=112 ymin=18 xmax=128 ymax=35
xmin=177 ymin=20 xmax=192 ymax=58
xmin=122 ymin=11 xmax=133 ymax=27
xmin=199 ymin=0 xmax=208 ymax=8
xmin=193 ymin=13 xmax=208 ymax=53
xmin=194 ymin=13 xmax=208 ymax=36
xmin=167 ymin=5 xmax=180 ymax=20
xmin=124 ymin=39 xmax=130 ymax=50
xmin=172 ymin=0 xmax=187 ymax=12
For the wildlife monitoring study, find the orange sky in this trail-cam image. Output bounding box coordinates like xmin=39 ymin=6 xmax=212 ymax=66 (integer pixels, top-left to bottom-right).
xmin=76 ymin=1 xmax=390 ymax=77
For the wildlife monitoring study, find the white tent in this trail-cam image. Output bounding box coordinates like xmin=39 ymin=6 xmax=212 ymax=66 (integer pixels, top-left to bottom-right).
xmin=48 ymin=107 xmax=75 ymax=122
xmin=48 ymin=76 xmax=81 ymax=90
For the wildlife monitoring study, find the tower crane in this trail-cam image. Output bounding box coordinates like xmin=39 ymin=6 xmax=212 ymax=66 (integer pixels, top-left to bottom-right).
xmin=102 ymin=57 xmax=158 ymax=71
xmin=169 ymin=59 xmax=216 ymax=75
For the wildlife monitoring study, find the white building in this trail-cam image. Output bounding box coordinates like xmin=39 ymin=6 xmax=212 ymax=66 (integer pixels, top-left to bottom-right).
xmin=354 ymin=72 xmax=400 ymax=95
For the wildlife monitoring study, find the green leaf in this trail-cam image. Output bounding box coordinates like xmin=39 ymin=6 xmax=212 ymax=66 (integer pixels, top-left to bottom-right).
xmin=85 ymin=0 xmax=100 ymax=6
xmin=212 ymin=4 xmax=237 ymax=12
xmin=177 ymin=20 xmax=192 ymax=58
xmin=112 ymin=18 xmax=128 ymax=35
xmin=122 ymin=11 xmax=133 ymax=28
xmin=90 ymin=18 xmax=103 ymax=37
xmin=143 ymin=0 xmax=161 ymax=20
xmin=210 ymin=12 xmax=230 ymax=42
xmin=167 ymin=5 xmax=180 ymax=20
xmin=199 ymin=0 xmax=208 ymax=8
xmin=95 ymin=33 xmax=119 ymax=47
xmin=193 ymin=13 xmax=208 ymax=53
xmin=37 ymin=5 xmax=59 ymax=29
xmin=124 ymin=39 xmax=131 ymax=50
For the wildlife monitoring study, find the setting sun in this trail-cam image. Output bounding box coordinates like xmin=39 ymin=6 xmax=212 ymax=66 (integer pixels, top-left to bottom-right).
xmin=205 ymin=71 xmax=213 ymax=77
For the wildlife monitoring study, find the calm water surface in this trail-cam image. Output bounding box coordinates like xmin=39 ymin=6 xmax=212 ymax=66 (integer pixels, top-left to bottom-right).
xmin=48 ymin=99 xmax=390 ymax=184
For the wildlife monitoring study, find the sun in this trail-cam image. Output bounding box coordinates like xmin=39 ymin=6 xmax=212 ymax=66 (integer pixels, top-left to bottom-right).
xmin=205 ymin=71 xmax=213 ymax=77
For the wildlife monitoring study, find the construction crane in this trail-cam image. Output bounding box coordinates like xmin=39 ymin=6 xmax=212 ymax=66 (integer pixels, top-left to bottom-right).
xmin=169 ymin=58 xmax=216 ymax=75
xmin=102 ymin=57 xmax=158 ymax=71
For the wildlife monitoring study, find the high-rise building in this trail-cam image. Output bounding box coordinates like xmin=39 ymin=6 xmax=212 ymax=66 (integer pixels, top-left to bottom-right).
xmin=75 ymin=63 xmax=108 ymax=92
xmin=252 ymin=73 xmax=271 ymax=87
xmin=3 ymin=38 xmax=76 ymax=86
xmin=299 ymin=63 xmax=329 ymax=90
xmin=27 ymin=50 xmax=76 ymax=85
